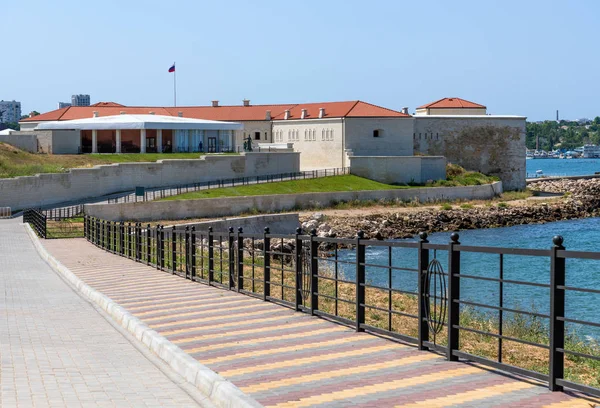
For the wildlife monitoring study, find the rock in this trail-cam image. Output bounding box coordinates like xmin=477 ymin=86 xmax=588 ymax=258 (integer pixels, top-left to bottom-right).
xmin=312 ymin=212 xmax=325 ymax=222
xmin=302 ymin=219 xmax=319 ymax=231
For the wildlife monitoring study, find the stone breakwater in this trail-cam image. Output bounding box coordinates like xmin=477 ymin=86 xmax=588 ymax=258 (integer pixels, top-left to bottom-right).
xmin=300 ymin=178 xmax=600 ymax=241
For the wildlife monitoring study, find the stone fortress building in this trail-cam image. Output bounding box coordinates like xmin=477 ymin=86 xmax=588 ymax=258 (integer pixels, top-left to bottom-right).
xmin=17 ymin=97 xmax=526 ymax=190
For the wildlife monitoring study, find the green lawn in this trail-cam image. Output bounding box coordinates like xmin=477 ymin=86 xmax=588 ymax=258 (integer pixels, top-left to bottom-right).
xmin=159 ymin=175 xmax=415 ymax=201
xmin=0 ymin=143 xmax=238 ymax=178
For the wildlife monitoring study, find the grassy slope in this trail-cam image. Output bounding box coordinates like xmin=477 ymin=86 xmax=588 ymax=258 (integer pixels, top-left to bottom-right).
xmin=160 ymin=175 xmax=414 ymax=201
xmin=161 ymin=165 xmax=499 ymax=201
xmin=0 ymin=143 xmax=236 ymax=178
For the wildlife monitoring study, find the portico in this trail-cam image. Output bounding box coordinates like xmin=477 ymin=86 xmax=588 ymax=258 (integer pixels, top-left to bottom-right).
xmin=36 ymin=114 xmax=243 ymax=154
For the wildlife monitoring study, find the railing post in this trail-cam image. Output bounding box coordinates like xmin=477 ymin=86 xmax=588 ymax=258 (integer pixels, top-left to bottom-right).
xmin=84 ymin=215 xmax=88 ymax=240
xmin=356 ymin=230 xmax=366 ymax=332
xmin=185 ymin=226 xmax=190 ymax=279
xmin=294 ymin=227 xmax=302 ymax=311
xmin=418 ymin=231 xmax=430 ymax=350
xmin=136 ymin=223 xmax=141 ymax=261
xmin=447 ymin=232 xmax=461 ymax=362
xmin=172 ymin=226 xmax=177 ymax=274
xmin=96 ymin=218 xmax=100 ymax=246
xmin=310 ymin=228 xmax=319 ymax=315
xmin=208 ymin=227 xmax=214 ymax=283
xmin=119 ymin=222 xmax=124 ymax=255
xmin=228 ymin=227 xmax=235 ymax=289
xmin=190 ymin=226 xmax=197 ymax=280
xmin=263 ymin=227 xmax=271 ymax=301
xmin=549 ymin=235 xmax=566 ymax=392
xmin=127 ymin=223 xmax=132 ymax=257
xmin=237 ymin=227 xmax=244 ymax=292
xmin=146 ymin=224 xmax=151 ymax=265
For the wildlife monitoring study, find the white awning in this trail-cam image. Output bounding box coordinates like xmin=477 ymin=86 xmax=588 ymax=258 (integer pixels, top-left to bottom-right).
xmin=34 ymin=114 xmax=243 ymax=131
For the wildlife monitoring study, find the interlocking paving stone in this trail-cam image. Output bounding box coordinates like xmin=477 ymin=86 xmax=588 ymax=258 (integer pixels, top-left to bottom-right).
xmin=42 ymin=237 xmax=600 ymax=408
xmin=0 ymin=219 xmax=203 ymax=407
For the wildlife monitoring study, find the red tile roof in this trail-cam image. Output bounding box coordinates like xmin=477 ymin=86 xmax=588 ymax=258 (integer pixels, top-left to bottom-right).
xmin=417 ymin=97 xmax=486 ymax=110
xmin=22 ymin=101 xmax=409 ymax=122
xmin=271 ymin=101 xmax=409 ymax=120
xmin=90 ymin=102 xmax=125 ymax=107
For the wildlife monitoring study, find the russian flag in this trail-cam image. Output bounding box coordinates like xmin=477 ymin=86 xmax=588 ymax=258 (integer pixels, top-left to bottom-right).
xmin=168 ymin=64 xmax=175 ymax=73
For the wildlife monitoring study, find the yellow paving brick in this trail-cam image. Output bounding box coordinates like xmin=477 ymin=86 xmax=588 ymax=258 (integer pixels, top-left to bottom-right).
xmin=201 ymin=335 xmax=374 ymax=365
xmin=185 ymin=327 xmax=344 ymax=354
xmin=266 ymin=366 xmax=481 ymax=408
xmin=159 ymin=314 xmax=302 ymax=336
xmin=220 ymin=344 xmax=400 ymax=378
xmin=542 ymin=399 xmax=600 ymax=408
xmin=143 ymin=303 xmax=275 ymax=323
xmin=127 ymin=297 xmax=245 ymax=312
xmin=171 ymin=320 xmax=321 ymax=344
xmin=135 ymin=298 xmax=250 ymax=317
xmin=118 ymin=293 xmax=229 ymax=307
xmin=241 ymin=353 xmax=437 ymax=393
xmin=397 ymin=381 xmax=534 ymax=407
xmin=151 ymin=308 xmax=290 ymax=330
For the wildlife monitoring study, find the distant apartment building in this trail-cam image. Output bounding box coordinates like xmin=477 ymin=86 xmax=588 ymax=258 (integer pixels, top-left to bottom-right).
xmin=0 ymin=100 xmax=22 ymax=124
xmin=71 ymin=94 xmax=90 ymax=106
xmin=58 ymin=102 xmax=72 ymax=109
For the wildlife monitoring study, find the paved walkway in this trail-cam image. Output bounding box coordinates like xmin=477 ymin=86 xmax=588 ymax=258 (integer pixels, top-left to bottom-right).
xmin=41 ymin=237 xmax=600 ymax=408
xmin=0 ymin=219 xmax=205 ymax=408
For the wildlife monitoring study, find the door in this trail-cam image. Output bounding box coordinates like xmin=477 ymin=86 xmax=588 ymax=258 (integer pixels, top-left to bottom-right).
xmin=208 ymin=137 xmax=217 ymax=153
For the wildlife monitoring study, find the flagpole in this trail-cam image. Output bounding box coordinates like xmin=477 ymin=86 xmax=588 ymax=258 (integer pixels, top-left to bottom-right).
xmin=173 ymin=62 xmax=177 ymax=107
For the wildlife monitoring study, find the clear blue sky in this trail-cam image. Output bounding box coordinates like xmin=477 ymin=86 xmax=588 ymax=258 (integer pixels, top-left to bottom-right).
xmin=3 ymin=0 xmax=599 ymax=121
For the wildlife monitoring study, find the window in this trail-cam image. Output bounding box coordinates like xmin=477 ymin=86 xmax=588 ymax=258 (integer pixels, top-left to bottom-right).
xmin=254 ymin=131 xmax=261 ymax=140
xmin=373 ymin=130 xmax=380 ymax=138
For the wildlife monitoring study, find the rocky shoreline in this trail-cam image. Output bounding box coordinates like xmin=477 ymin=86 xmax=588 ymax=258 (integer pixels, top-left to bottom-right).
xmin=300 ymin=178 xmax=600 ymax=241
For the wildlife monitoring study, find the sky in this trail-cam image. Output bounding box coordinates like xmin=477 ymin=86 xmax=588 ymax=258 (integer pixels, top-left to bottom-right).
xmin=2 ymin=0 xmax=599 ymax=122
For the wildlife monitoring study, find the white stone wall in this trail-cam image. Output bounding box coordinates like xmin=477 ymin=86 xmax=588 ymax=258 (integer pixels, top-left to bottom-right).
xmin=235 ymin=121 xmax=272 ymax=151
xmin=414 ymin=116 xmax=526 ymax=190
xmin=349 ymin=156 xmax=446 ymax=184
xmin=134 ymin=213 xmax=299 ymax=233
xmin=0 ymin=152 xmax=300 ymax=210
xmin=272 ymin=119 xmax=345 ymax=170
xmin=344 ymin=117 xmax=414 ymax=157
xmin=85 ymin=182 xmax=502 ymax=221
xmin=51 ymin=130 xmax=81 ymax=154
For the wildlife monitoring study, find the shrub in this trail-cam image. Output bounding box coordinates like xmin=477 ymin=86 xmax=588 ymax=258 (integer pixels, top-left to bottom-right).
xmin=440 ymin=203 xmax=453 ymax=211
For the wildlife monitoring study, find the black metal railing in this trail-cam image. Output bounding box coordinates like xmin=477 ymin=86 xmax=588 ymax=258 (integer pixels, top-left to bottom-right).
xmin=107 ymin=167 xmax=350 ymax=203
xmin=24 ymin=206 xmax=85 ymax=239
xmin=24 ymin=208 xmax=47 ymax=238
xmin=42 ymin=204 xmax=84 ymax=220
xmin=83 ymin=215 xmax=600 ymax=399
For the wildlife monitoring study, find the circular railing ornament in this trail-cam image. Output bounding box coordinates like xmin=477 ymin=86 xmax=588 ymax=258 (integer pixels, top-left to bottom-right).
xmin=425 ymin=258 xmax=448 ymax=341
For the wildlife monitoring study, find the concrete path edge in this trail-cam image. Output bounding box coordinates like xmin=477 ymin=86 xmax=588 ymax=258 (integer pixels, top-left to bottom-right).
xmin=24 ymin=224 xmax=263 ymax=408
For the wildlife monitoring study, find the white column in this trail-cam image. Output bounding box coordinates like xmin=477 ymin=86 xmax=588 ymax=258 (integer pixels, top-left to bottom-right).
xmin=140 ymin=129 xmax=146 ymax=153
xmin=115 ymin=129 xmax=121 ymax=153
xmin=229 ymin=130 xmax=233 ymax=152
xmin=92 ymin=130 xmax=98 ymax=153
xmin=157 ymin=129 xmax=163 ymax=153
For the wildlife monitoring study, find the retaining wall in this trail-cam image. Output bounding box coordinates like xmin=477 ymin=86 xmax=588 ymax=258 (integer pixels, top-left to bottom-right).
xmin=85 ymin=182 xmax=503 ymax=221
xmin=0 ymin=133 xmax=38 ymax=152
xmin=163 ymin=214 xmax=300 ymax=234
xmin=0 ymin=152 xmax=300 ymax=210
xmin=348 ymin=156 xmax=447 ymax=184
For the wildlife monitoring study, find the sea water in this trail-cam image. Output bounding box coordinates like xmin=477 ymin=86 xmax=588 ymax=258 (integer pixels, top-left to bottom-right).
xmin=527 ymin=158 xmax=600 ymax=177
xmin=335 ymin=217 xmax=600 ymax=338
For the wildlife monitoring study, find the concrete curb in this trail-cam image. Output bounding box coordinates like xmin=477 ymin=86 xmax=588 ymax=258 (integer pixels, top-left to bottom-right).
xmin=24 ymin=225 xmax=263 ymax=408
